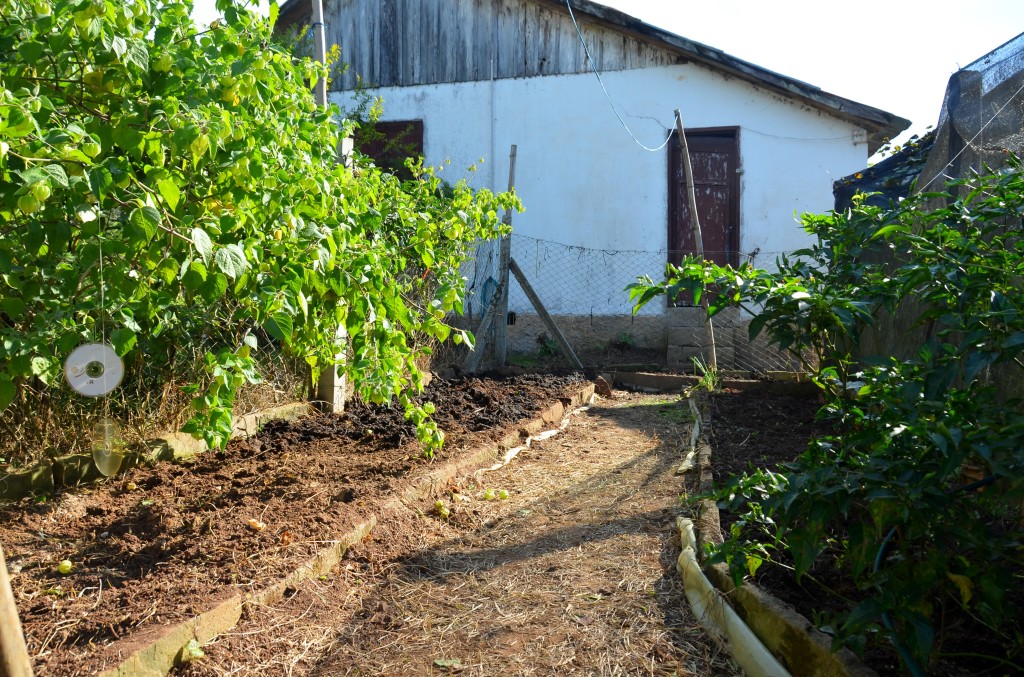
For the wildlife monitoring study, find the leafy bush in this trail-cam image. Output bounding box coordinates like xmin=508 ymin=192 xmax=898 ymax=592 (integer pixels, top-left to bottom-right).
xmin=630 ymin=163 xmax=1024 ymax=670
xmin=0 ymin=0 xmax=516 ymax=456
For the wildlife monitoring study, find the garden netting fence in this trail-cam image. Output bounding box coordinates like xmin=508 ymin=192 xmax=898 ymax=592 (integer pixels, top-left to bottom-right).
xmin=451 ymin=234 xmax=807 ymax=374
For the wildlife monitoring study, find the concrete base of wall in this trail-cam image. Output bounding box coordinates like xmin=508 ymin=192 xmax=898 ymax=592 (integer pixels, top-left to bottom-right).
xmin=665 ymin=307 xmax=805 ymax=373
xmin=507 ymin=313 xmax=667 ymax=357
xmin=500 ymin=308 xmax=803 ymax=373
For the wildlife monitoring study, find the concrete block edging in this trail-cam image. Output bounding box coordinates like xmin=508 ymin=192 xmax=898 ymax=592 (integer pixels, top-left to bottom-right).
xmin=684 ymin=392 xmax=877 ymax=677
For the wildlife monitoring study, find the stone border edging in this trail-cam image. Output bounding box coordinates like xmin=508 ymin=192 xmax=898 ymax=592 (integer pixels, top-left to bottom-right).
xmin=95 ymin=383 xmax=595 ymax=676
xmin=686 ymin=391 xmax=878 ymax=677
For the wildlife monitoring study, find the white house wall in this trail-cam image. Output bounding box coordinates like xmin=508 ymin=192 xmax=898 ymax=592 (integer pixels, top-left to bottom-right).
xmin=332 ymin=62 xmax=869 ymax=316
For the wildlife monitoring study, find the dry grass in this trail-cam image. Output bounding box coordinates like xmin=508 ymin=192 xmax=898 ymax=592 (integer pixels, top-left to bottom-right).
xmin=180 ymin=392 xmax=737 ymax=676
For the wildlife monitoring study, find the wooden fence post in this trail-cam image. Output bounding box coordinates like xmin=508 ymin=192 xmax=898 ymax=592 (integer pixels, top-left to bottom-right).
xmin=311 ymin=0 xmax=350 ymax=412
xmin=494 ymin=145 xmax=517 ymax=367
xmin=0 ymin=544 xmax=33 ymax=677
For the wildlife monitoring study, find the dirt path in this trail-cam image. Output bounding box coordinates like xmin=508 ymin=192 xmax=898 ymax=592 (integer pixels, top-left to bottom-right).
xmin=181 ymin=391 xmax=736 ymax=676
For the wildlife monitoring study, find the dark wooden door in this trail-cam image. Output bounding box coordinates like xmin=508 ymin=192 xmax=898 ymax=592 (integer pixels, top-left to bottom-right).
xmin=668 ymin=130 xmax=739 ymax=272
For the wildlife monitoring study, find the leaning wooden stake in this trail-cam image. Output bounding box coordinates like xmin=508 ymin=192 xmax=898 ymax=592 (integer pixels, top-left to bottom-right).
xmin=509 ymin=258 xmax=584 ymax=370
xmin=0 ymin=543 xmax=33 ymax=677
xmin=674 ymin=108 xmax=717 ymax=371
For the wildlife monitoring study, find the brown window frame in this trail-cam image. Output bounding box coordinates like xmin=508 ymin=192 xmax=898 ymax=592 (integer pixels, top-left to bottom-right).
xmin=357 ymin=120 xmax=425 ymax=179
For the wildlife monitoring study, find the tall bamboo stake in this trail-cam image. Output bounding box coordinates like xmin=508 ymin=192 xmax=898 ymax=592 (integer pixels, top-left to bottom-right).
xmin=674 ymin=109 xmax=717 ymax=371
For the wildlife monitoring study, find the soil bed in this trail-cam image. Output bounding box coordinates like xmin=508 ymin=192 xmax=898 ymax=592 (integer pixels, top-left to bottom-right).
xmin=0 ymin=373 xmax=584 ymax=675
xmin=708 ymin=388 xmax=1022 ymax=677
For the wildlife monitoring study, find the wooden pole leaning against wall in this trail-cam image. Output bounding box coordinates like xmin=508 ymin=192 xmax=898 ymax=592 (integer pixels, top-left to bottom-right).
xmin=508 ymin=258 xmax=584 ymax=371
xmin=673 ymin=109 xmax=718 ymax=371
xmin=494 ymin=145 xmax=518 ymax=367
xmin=0 ymin=543 xmax=33 ymax=677
xmin=311 ymin=0 xmax=351 ymax=412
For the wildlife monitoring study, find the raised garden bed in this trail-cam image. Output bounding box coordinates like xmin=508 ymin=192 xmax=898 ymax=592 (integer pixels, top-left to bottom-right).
xmin=0 ymin=373 xmax=588 ymax=675
xmin=705 ymin=387 xmax=1023 ymax=677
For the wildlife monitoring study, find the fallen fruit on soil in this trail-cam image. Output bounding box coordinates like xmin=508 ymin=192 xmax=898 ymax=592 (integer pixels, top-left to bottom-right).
xmin=498 ymin=489 xmax=509 ymax=500
xmin=57 ymin=560 xmax=72 ymax=575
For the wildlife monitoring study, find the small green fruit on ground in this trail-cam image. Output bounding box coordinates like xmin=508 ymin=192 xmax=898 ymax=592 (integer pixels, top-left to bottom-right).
xmin=483 ymin=488 xmax=496 ymax=500
xmin=57 ymin=559 xmax=73 ymax=574
xmin=498 ymin=489 xmax=509 ymax=500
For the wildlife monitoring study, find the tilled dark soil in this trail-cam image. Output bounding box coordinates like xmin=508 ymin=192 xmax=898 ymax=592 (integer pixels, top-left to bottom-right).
xmin=707 ymin=387 xmax=830 ymax=482
xmin=0 ymin=373 xmax=584 ymax=676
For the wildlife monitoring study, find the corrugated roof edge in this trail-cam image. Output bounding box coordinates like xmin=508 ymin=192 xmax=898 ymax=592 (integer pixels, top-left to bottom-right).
xmin=275 ymin=0 xmax=910 ymax=152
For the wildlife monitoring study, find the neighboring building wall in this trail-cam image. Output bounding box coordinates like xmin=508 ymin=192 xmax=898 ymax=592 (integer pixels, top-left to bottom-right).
xmin=332 ymin=62 xmax=871 ymax=318
xmin=317 ymin=0 xmax=679 ymax=89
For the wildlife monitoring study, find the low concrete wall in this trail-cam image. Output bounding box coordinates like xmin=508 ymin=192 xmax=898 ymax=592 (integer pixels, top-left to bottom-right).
xmin=507 ymin=313 xmax=668 ymax=358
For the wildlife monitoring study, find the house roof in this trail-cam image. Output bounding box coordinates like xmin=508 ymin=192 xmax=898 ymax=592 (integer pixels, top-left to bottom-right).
xmin=835 ymin=30 xmax=1024 ymax=204
xmin=277 ymin=0 xmax=910 ymax=152
xmin=833 ymin=131 xmax=936 ymax=212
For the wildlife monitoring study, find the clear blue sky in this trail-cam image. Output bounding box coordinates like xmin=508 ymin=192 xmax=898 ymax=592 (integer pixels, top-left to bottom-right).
xmin=191 ymin=1 xmax=1024 ymax=149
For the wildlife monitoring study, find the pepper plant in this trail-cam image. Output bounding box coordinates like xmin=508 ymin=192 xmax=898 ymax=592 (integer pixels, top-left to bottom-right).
xmin=0 ymin=0 xmax=516 ymax=453
xmin=630 ymin=163 xmax=1024 ymax=670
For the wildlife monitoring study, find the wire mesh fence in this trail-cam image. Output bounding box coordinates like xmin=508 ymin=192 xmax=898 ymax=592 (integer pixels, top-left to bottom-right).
xmin=457 ymin=234 xmax=806 ymax=374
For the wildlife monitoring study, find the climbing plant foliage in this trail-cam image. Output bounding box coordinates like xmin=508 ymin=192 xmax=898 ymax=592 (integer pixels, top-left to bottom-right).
xmin=630 ymin=163 xmax=1024 ymax=670
xmin=0 ymin=0 xmax=516 ymax=452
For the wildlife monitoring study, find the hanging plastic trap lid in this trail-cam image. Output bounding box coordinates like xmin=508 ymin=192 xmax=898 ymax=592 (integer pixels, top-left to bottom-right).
xmin=65 ymin=343 xmax=124 ymax=397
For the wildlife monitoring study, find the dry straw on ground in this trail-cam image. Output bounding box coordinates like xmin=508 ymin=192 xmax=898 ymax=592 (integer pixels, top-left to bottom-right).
xmin=181 ymin=392 xmax=737 ymax=676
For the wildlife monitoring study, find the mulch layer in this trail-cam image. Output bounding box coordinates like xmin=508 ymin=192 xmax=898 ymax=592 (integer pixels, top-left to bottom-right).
xmin=0 ymin=373 xmax=584 ymax=675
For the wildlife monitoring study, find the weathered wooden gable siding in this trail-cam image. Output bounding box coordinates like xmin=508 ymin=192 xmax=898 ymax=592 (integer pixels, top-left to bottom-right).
xmin=325 ymin=0 xmax=677 ymax=90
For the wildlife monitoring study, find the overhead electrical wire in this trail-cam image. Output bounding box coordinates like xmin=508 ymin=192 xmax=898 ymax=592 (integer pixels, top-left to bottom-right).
xmin=564 ymin=0 xmax=674 ymax=153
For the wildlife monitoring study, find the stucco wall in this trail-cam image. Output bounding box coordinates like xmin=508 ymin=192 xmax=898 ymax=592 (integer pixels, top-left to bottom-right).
xmin=332 ymin=62 xmax=870 ymax=315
